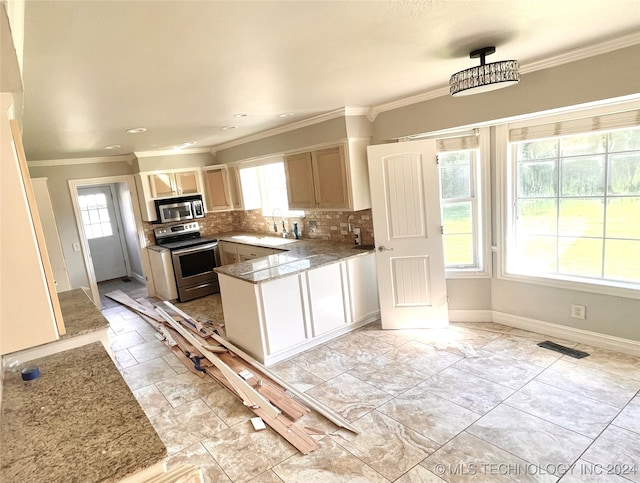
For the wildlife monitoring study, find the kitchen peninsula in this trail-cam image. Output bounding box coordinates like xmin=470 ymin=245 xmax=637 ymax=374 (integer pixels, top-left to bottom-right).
xmin=215 ymin=235 xmax=379 ymax=365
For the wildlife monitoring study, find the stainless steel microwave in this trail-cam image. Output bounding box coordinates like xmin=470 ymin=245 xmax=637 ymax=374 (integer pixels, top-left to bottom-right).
xmin=154 ymin=195 xmax=205 ymax=223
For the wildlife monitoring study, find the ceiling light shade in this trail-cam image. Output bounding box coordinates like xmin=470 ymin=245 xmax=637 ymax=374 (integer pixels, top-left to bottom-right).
xmin=449 ymin=46 xmax=519 ymax=97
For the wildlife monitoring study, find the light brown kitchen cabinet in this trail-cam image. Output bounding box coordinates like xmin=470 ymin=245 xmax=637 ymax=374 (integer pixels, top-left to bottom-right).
xmin=149 ymin=170 xmax=200 ymax=198
xmin=284 ymin=152 xmax=317 ymax=209
xmin=203 ymin=166 xmax=233 ymax=211
xmin=284 ymin=140 xmax=371 ymax=211
xmin=136 ymin=169 xmax=203 ymax=221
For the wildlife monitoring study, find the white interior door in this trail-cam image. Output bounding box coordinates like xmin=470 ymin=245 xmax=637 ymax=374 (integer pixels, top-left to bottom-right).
xmin=77 ymin=185 xmax=128 ymax=282
xmin=367 ymin=139 xmax=449 ymax=329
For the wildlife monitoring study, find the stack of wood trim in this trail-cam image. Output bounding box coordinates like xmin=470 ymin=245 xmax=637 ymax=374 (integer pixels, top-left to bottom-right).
xmin=104 ymin=291 xmax=357 ymax=454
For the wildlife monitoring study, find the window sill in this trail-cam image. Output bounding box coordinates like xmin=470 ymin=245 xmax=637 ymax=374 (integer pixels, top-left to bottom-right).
xmin=445 ymin=269 xmax=491 ymax=279
xmin=498 ymin=270 xmax=640 ymax=300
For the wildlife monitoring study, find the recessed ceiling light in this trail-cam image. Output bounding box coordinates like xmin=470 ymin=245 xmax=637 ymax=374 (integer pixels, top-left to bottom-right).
xmin=125 ymin=127 xmax=147 ymax=134
xmin=233 ymin=113 xmax=249 ymax=118
xmin=222 ymin=125 xmax=238 ymax=130
xmin=104 ymin=144 xmax=121 ymax=150
xmin=279 ymin=112 xmax=294 ymax=118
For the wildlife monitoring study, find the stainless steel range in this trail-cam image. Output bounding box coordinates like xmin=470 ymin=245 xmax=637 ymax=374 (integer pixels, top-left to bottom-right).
xmin=154 ymin=222 xmax=220 ymax=302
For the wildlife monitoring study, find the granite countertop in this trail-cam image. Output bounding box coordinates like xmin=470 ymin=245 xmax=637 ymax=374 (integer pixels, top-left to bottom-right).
xmin=147 ymin=244 xmax=168 ymax=252
xmin=0 ymin=342 xmax=166 ymax=483
xmin=215 ymin=232 xmax=375 ymax=283
xmin=57 ymin=288 xmax=109 ymax=339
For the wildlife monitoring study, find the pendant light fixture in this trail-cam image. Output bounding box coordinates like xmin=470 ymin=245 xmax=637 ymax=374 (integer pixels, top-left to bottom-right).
xmin=449 ymin=46 xmax=520 ymax=97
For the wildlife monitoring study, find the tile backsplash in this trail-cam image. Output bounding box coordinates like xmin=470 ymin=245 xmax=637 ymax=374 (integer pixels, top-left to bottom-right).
xmin=143 ymin=209 xmax=374 ymax=246
xmin=234 ymin=209 xmax=374 ymax=246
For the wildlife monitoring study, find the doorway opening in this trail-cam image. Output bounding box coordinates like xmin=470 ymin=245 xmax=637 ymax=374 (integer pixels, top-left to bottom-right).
xmin=69 ymin=176 xmax=148 ymax=309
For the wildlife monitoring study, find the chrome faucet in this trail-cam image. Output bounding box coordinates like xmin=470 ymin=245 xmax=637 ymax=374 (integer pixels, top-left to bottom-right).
xmin=271 ymin=208 xmax=282 ymax=233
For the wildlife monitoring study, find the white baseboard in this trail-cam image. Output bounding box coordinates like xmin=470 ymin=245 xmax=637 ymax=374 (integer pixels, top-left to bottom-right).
xmin=448 ymin=309 xmax=493 ymax=322
xmin=130 ymin=272 xmax=146 ymax=285
xmin=492 ymin=311 xmax=640 ymax=357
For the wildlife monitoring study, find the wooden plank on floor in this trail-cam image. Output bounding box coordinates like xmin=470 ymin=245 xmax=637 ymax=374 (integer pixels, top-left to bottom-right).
xmin=104 ymin=290 xmax=165 ymax=322
xmin=171 ymin=346 xmax=205 ymax=378
xmin=217 ymin=352 xmax=308 ymax=420
xmin=252 ymin=407 xmax=319 ymax=455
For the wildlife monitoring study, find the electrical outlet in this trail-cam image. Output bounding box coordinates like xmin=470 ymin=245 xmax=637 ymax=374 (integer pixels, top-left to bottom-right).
xmin=72 ymin=242 xmax=81 ymax=252
xmin=571 ymin=304 xmax=586 ymax=320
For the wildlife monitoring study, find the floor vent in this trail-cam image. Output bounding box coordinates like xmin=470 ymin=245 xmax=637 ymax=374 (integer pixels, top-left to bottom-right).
xmin=121 ymin=277 xmax=132 ymax=282
xmin=537 ymin=341 xmax=589 ymax=359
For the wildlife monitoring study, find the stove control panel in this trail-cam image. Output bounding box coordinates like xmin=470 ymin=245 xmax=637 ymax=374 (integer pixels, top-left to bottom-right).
xmin=154 ymin=222 xmax=200 ymax=240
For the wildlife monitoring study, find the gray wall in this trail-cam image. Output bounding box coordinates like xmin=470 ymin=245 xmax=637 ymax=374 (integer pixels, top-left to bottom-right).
xmin=28 ymin=161 xmax=135 ymax=288
xmin=373 ymin=44 xmax=640 ymax=142
xmin=134 ymin=151 xmax=215 ymax=172
xmin=214 ymin=117 xmax=349 ymax=164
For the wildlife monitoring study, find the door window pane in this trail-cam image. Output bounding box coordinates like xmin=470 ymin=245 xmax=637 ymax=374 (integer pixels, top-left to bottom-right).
xmin=78 ymin=191 xmax=114 ymax=240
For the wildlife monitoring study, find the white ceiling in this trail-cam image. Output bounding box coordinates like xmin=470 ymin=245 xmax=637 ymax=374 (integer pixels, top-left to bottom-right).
xmin=20 ymin=0 xmax=640 ymax=161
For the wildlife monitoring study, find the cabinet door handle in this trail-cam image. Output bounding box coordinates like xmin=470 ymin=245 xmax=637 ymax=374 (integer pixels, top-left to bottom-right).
xmin=378 ymin=246 xmax=394 ymax=252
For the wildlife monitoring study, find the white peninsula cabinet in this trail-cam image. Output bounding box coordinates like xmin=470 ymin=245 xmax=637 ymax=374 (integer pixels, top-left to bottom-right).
xmin=218 ymin=252 xmax=379 ymax=366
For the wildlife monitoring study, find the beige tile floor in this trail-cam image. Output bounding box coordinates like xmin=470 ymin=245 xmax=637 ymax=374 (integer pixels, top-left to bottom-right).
xmin=101 ymin=289 xmax=640 ymax=483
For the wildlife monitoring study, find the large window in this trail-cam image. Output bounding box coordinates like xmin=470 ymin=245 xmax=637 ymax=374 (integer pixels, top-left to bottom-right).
xmin=507 ymin=121 xmax=640 ymax=288
xmin=437 ymin=129 xmax=489 ymax=275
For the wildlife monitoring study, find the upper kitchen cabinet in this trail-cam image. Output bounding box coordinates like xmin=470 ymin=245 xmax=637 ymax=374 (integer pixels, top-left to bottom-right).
xmin=149 ymin=170 xmax=200 ymax=198
xmin=284 ymin=140 xmax=371 ymax=211
xmin=136 ymin=169 xmax=203 ymax=221
xmin=202 ymin=166 xmax=233 ymax=212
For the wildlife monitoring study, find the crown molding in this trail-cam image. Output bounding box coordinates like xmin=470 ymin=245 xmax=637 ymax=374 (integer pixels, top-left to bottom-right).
xmin=133 ymin=146 xmax=212 ymax=158
xmin=211 ymin=107 xmax=370 ymax=153
xmin=27 ymin=153 xmax=136 ymax=168
xmin=370 ymin=31 xmax=640 ymax=119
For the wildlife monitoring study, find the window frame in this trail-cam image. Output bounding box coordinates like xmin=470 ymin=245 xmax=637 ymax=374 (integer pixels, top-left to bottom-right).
xmin=437 ymin=127 xmax=492 ymax=278
xmin=497 ymin=103 xmax=640 ymax=300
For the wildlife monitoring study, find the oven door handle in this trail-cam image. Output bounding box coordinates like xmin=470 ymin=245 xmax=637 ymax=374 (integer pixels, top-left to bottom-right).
xmin=172 ymin=242 xmax=218 ymax=256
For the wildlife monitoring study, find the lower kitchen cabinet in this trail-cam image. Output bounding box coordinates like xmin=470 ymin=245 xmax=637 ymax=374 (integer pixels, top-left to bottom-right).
xmin=219 ymin=252 xmax=379 ymax=365
xmin=147 ymin=247 xmax=178 ymax=301
xmin=306 ymin=262 xmax=349 ymax=337
xmin=218 ymin=240 xmax=282 ymax=265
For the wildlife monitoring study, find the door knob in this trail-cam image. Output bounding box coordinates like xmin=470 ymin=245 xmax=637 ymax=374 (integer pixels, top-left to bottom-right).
xmin=378 ymin=246 xmax=394 ymax=252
